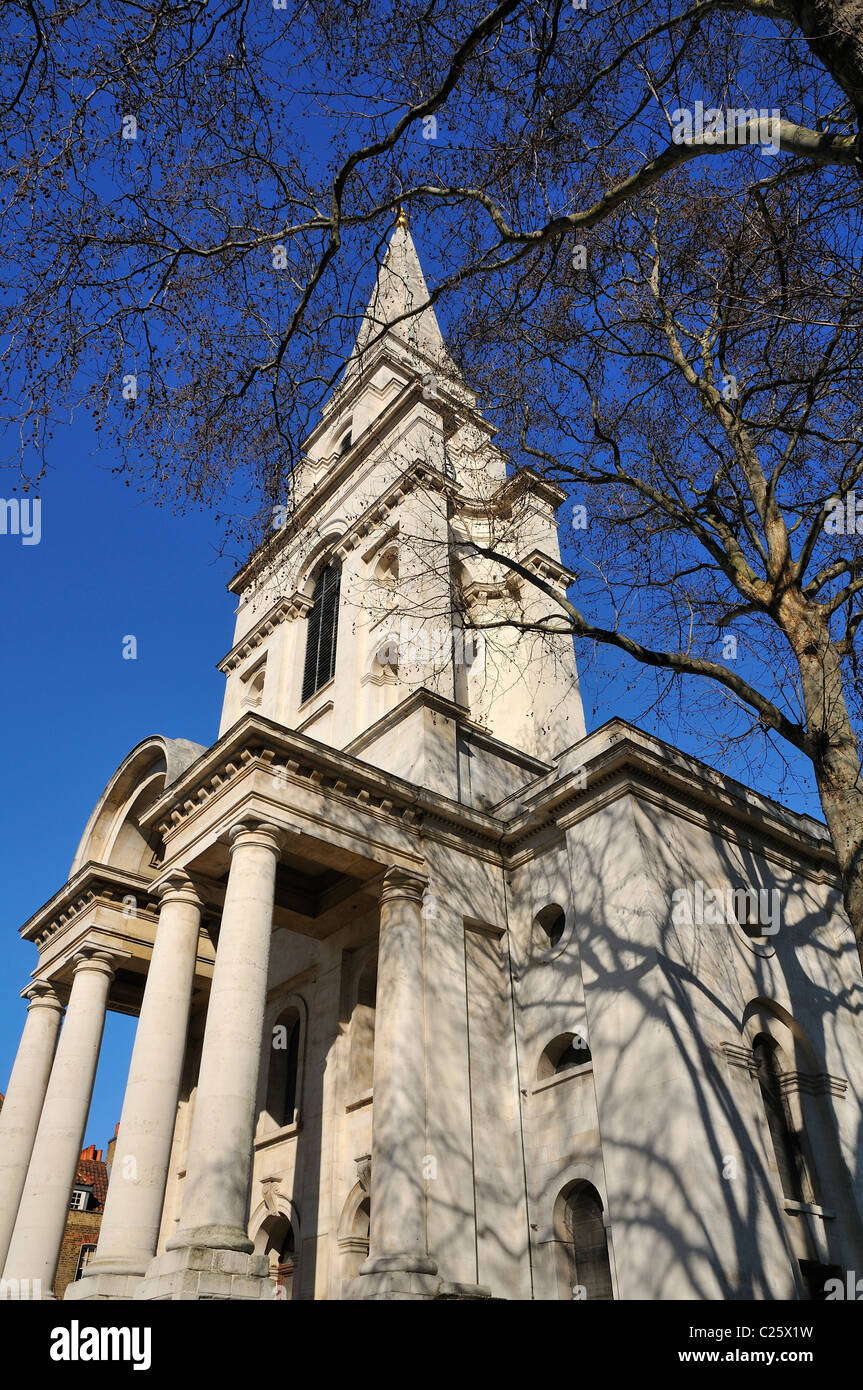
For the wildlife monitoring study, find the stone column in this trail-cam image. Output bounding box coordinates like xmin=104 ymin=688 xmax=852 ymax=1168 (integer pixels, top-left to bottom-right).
xmin=1 ymin=950 xmax=114 ymax=1297
xmin=68 ymin=874 xmax=203 ymax=1296
xmin=0 ymin=982 xmax=64 ymax=1272
xmin=360 ymin=866 xmax=437 ymax=1277
xmin=168 ymin=820 xmax=281 ymax=1253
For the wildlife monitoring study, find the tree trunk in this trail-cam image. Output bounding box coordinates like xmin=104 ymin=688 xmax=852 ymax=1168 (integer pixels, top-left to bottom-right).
xmin=787 ymin=0 xmax=863 ymax=116
xmin=790 ymin=608 xmax=863 ymax=974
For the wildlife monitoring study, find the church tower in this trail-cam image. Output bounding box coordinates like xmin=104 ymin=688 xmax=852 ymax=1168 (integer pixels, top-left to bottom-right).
xmin=217 ymin=217 xmax=586 ymax=804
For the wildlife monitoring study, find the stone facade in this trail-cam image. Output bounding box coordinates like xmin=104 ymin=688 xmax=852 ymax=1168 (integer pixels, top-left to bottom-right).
xmin=2 ymin=221 xmax=863 ymax=1301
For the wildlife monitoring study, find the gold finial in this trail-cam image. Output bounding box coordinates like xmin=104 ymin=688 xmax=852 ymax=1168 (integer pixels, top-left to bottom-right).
xmin=395 ymin=205 xmax=408 ymax=229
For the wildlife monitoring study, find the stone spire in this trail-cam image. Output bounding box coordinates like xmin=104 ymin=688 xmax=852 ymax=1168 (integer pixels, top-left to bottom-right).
xmin=348 ymin=216 xmax=454 ymax=370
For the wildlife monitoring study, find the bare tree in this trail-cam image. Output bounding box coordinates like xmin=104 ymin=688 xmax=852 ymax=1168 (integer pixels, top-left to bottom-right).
xmin=3 ymin=1 xmax=863 ymax=954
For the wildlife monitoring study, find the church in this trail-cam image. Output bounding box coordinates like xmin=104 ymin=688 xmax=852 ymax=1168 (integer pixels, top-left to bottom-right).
xmin=2 ymin=217 xmax=863 ymax=1302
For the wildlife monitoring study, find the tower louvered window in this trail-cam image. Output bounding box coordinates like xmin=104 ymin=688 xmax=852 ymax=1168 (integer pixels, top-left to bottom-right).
xmin=302 ymin=562 xmax=341 ymax=703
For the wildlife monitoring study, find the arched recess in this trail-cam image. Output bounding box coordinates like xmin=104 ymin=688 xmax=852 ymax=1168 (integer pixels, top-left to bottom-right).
xmin=553 ymin=1179 xmax=614 ymax=1301
xmin=294 ymin=527 xmax=347 ymax=599
xmin=338 ymin=1182 xmax=371 ymax=1280
xmin=250 ymin=1196 xmax=301 ymax=1300
xmin=362 ymin=634 xmax=400 ymax=727
xmin=739 ymin=997 xmax=863 ymax=1301
xmin=241 ymin=663 xmax=267 ymax=712
xmin=261 ymin=993 xmax=308 ymax=1133
xmin=70 ymin=735 xmax=206 ymax=878
xmin=538 ymin=1032 xmax=591 ymax=1081
xmin=741 ymin=999 xmax=827 ymax=1213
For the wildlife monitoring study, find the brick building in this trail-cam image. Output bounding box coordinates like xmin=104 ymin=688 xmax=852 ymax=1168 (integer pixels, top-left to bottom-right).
xmin=54 ymin=1129 xmax=116 ymax=1299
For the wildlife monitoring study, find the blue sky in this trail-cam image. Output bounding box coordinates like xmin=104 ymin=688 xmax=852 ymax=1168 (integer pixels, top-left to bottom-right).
xmin=0 ymin=432 xmax=236 ymax=1148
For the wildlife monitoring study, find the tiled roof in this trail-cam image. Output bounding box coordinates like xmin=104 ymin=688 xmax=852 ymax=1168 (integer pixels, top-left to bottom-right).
xmin=75 ymin=1157 xmax=108 ymax=1209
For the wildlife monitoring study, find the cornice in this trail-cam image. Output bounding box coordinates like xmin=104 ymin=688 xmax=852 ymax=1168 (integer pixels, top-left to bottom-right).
xmin=217 ymin=593 xmax=313 ymax=674
xmin=502 ymin=731 xmax=838 ymax=882
xmin=494 ymin=467 xmax=567 ymax=513
xmin=345 ymin=687 xmax=472 ymax=758
xmin=139 ymin=710 xmax=502 ymax=848
xmin=132 ymin=707 xmax=839 ymax=890
xmin=21 ymin=720 xmax=835 ymax=944
xmin=332 ymin=457 xmax=451 ymax=561
xmin=229 ymin=382 xmax=452 ymax=594
xmin=304 ymin=343 xmax=481 ymax=450
xmin=519 ymin=549 xmax=576 ymax=590
xmin=20 ymin=864 xmax=160 ymax=948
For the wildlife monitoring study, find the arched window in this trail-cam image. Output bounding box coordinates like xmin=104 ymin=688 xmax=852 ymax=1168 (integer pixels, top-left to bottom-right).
xmin=266 ymin=1007 xmax=301 ymax=1129
xmin=271 ymin=1224 xmax=297 ymax=1301
xmin=338 ymin=1187 xmax=371 ymax=1279
xmin=753 ymin=1034 xmax=807 ymax=1202
xmin=254 ymin=1211 xmax=299 ymax=1301
xmin=555 ymin=1181 xmax=613 ymax=1300
xmin=538 ymin=1032 xmax=591 ymax=1080
xmin=302 ymin=561 xmax=341 ymax=703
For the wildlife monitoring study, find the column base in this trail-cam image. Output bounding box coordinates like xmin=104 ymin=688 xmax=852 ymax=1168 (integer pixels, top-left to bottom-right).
xmin=344 ymin=1271 xmax=493 ymax=1301
xmin=64 ymin=1272 xmax=144 ymax=1302
xmin=137 ymin=1246 xmax=276 ymax=1301
xmin=165 ymin=1224 xmax=253 ymax=1254
xmin=358 ymin=1252 xmax=438 ymax=1277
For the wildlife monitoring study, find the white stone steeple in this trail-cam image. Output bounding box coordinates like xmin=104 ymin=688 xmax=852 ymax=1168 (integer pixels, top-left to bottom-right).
xmin=218 ymin=216 xmax=586 ymax=803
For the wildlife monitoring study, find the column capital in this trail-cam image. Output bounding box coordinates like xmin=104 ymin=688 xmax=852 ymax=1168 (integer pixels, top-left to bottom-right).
xmin=380 ymin=865 xmax=428 ymax=908
xmin=228 ymin=818 xmax=285 ymax=856
xmin=21 ymin=980 xmax=64 ymax=1013
xmin=71 ymin=948 xmax=117 ymax=981
xmin=153 ymin=869 xmax=205 ymax=910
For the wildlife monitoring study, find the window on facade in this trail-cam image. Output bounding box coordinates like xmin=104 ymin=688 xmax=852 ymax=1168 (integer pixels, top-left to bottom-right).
xmin=535 ymin=904 xmax=566 ymax=950
xmin=69 ymin=1188 xmax=90 ymax=1212
xmin=76 ymin=1243 xmax=98 ymax=1279
xmin=556 ymin=1181 xmax=613 ymax=1300
xmin=732 ymin=884 xmax=764 ymax=939
xmin=538 ymin=1032 xmax=591 ymax=1080
xmin=266 ymin=1008 xmax=301 ymax=1129
xmin=302 ymin=562 xmax=341 ymax=703
xmin=259 ymin=1214 xmax=298 ymax=1301
xmin=753 ymin=1034 xmax=807 ymax=1202
xmin=338 ymin=428 xmax=353 ymax=456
